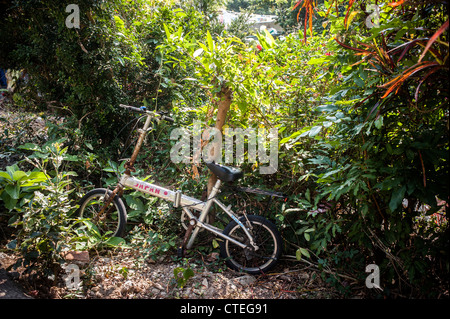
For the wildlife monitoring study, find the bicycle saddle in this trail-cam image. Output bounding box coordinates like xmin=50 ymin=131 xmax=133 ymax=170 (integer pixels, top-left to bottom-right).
xmin=206 ymin=162 xmax=243 ymax=182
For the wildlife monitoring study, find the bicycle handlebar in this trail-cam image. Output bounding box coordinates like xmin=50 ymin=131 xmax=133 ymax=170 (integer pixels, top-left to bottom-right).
xmin=119 ymin=104 xmax=174 ymax=122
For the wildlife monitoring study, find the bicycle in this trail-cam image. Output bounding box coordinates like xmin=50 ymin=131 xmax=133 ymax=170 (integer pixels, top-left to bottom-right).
xmin=78 ymin=104 xmax=284 ymax=274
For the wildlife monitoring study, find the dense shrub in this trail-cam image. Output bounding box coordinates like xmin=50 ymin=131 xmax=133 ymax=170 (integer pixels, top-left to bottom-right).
xmin=290 ymin=1 xmax=449 ymax=296
xmin=0 ymin=0 xmax=447 ymax=297
xmin=0 ymin=0 xmax=207 ymax=158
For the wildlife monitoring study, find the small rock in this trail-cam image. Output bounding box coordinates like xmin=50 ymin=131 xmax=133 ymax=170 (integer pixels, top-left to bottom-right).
xmin=63 ymin=251 xmax=90 ymax=265
xmin=121 ymin=280 xmax=134 ymax=294
xmin=233 ymin=275 xmax=256 ymax=287
xmin=151 ymin=288 xmax=160 ymax=295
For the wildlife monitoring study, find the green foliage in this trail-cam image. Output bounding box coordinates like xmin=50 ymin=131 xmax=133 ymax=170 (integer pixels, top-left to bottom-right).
xmin=156 ymin=1 xmax=448 ymax=296
xmin=0 ymin=110 xmax=48 ymax=160
xmin=0 ymin=0 xmax=208 ymax=159
xmin=291 ymin=1 xmax=449 ymax=295
xmin=125 ymin=225 xmax=178 ymax=264
xmin=173 ymin=265 xmax=195 ymax=288
xmin=72 ymin=218 xmax=127 ymax=250
xmin=0 ymin=0 xmax=447 ymax=297
xmin=1 ymin=141 xmax=126 ymax=277
xmin=4 ymin=142 xmax=79 ymax=277
xmin=0 ymin=165 xmax=47 ymax=214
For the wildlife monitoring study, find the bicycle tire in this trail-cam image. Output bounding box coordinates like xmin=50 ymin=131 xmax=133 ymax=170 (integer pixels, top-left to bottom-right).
xmin=220 ymin=215 xmax=282 ymax=274
xmin=78 ymin=188 xmax=127 ymax=238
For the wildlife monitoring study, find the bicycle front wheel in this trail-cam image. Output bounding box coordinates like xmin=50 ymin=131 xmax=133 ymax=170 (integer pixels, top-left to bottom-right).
xmin=78 ymin=188 xmax=127 ymax=238
xmin=220 ymin=215 xmax=282 ymax=274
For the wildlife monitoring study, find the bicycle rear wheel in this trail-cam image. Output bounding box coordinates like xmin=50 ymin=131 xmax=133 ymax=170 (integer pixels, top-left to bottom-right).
xmin=78 ymin=188 xmax=127 ymax=238
xmin=220 ymin=215 xmax=282 ymax=274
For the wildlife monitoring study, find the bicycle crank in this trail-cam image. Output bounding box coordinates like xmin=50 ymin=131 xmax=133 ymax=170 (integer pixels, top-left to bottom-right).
xmin=178 ymin=218 xmax=196 ymax=258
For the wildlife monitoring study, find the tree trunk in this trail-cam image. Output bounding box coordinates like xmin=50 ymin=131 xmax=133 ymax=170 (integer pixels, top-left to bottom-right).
xmin=206 ymin=85 xmax=232 ymax=222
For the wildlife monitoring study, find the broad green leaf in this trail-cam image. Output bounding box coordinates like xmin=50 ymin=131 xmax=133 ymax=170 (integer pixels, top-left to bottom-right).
xmin=304 ymin=232 xmax=311 ymax=241
xmin=307 ymin=57 xmax=326 ymax=65
xmin=296 ymin=248 xmax=302 ymax=261
xmin=81 ymin=220 xmax=101 ymax=238
xmin=300 ymin=248 xmax=310 ymax=258
xmin=183 ymin=268 xmax=194 ymax=280
xmin=105 ymin=237 xmax=125 ymax=247
xmin=21 ymin=172 xmax=48 ymax=186
xmin=64 ymin=155 xmax=80 ymax=162
xmin=375 ymin=116 xmax=383 ymax=129
xmin=176 ymin=26 xmax=182 ymax=37
xmin=206 ymin=30 xmax=214 ymax=52
xmin=27 ymin=171 xmax=47 ymax=180
xmin=193 ymin=48 xmax=203 ymax=57
xmin=63 ymin=171 xmax=78 ymax=177
xmin=4 ymin=197 xmax=18 ymax=211
xmin=309 ymin=126 xmax=322 ymax=137
xmin=5 ymin=184 xmax=19 ymax=199
xmin=18 ymin=143 xmax=41 ymax=152
xmin=163 ymin=23 xmax=171 ymax=39
xmin=0 ymin=171 xmax=12 ymax=181
xmin=280 ymin=131 xmax=301 ymax=144
xmin=12 ymin=171 xmax=27 ymax=182
xmin=263 ymin=28 xmax=275 ymax=47
xmin=389 ymin=185 xmax=406 ymax=212
xmin=198 ymin=42 xmax=209 ymax=53
xmin=174 ymin=9 xmax=186 ymax=18
xmin=296 ymin=248 xmax=310 ymax=260
xmin=317 ymin=104 xmax=338 ymax=112
xmin=84 ymin=142 xmax=93 ymax=150
xmin=6 ymin=165 xmax=18 ymax=179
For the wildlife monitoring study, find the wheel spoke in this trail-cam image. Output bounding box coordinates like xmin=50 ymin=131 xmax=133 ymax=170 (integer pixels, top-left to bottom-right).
xmin=220 ymin=215 xmax=282 ymax=274
xmin=78 ymin=189 xmax=126 ymax=238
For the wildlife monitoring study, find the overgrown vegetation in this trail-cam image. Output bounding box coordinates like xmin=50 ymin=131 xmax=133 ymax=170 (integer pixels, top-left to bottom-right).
xmin=0 ymin=0 xmax=448 ymax=298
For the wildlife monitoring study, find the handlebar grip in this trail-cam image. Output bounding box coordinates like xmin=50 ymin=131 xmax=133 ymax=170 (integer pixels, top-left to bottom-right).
xmin=120 ymin=104 xmax=174 ymax=122
xmin=119 ymin=104 xmax=147 ymax=113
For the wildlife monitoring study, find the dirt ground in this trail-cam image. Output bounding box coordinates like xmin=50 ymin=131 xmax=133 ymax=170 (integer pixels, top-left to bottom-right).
xmin=0 ymin=253 xmax=32 ymax=299
xmin=0 ymin=247 xmax=351 ymax=300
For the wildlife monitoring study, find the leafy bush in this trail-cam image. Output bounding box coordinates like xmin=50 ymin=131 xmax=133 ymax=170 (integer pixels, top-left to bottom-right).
xmin=1 ymin=0 xmax=202 ymax=158
xmin=0 ymin=165 xmax=47 ymax=216
xmin=3 ymin=142 xmax=79 ymax=278
xmin=291 ymin=1 xmax=449 ymax=296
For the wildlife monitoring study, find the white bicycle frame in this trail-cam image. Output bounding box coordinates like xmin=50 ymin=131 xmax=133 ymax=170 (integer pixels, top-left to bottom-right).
xmin=119 ymin=174 xmax=255 ymax=250
xmin=115 ymin=107 xmax=257 ymax=251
